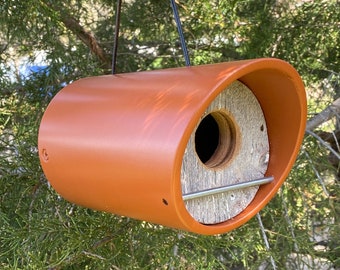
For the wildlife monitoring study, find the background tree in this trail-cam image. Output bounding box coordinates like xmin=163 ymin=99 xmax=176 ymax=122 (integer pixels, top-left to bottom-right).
xmin=1 ymin=0 xmax=339 ymax=269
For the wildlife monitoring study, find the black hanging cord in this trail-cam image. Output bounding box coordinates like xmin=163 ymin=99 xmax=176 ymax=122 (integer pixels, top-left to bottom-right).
xmin=170 ymin=0 xmax=191 ymax=66
xmin=111 ymin=0 xmax=191 ymax=74
xmin=112 ymin=0 xmax=122 ymax=74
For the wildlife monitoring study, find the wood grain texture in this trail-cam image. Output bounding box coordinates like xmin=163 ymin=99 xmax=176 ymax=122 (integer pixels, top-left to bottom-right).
xmin=181 ymin=80 xmax=269 ymax=224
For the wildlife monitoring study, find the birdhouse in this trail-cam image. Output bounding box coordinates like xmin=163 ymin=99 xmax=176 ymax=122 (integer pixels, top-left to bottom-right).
xmin=38 ymin=58 xmax=306 ymax=235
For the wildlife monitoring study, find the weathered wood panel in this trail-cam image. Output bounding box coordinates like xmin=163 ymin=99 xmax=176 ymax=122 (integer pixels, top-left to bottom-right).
xmin=181 ymin=81 xmax=269 ymax=224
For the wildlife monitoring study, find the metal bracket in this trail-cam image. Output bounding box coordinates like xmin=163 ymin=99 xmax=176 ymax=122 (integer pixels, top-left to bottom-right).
xmin=182 ymin=176 xmax=274 ymax=201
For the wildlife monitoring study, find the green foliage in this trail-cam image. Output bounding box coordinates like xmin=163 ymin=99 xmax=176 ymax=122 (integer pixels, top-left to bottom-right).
xmin=1 ymin=0 xmax=339 ymax=269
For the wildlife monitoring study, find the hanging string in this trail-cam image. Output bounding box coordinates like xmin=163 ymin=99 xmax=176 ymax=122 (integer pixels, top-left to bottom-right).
xmin=112 ymin=0 xmax=122 ymax=74
xmin=170 ymin=0 xmax=191 ymax=66
xmin=112 ymin=0 xmax=190 ymax=73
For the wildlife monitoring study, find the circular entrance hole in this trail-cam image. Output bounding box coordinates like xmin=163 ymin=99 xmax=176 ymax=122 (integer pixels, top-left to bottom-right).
xmin=195 ymin=111 xmax=238 ymax=169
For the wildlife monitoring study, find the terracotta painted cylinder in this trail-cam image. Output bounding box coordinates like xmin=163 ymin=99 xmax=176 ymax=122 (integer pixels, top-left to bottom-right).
xmin=38 ymin=58 xmax=306 ymax=235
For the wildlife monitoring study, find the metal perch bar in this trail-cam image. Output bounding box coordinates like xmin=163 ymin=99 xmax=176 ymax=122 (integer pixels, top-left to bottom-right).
xmin=182 ymin=176 xmax=274 ymax=201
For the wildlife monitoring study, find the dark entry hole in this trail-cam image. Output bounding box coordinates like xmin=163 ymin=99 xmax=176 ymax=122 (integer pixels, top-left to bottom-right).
xmin=195 ymin=111 xmax=238 ymax=169
xmin=195 ymin=114 xmax=219 ymax=164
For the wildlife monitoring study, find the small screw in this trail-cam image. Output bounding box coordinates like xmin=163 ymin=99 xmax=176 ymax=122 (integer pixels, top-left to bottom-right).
xmin=41 ymin=149 xmax=49 ymax=162
xmin=162 ymin=198 xmax=168 ymax=206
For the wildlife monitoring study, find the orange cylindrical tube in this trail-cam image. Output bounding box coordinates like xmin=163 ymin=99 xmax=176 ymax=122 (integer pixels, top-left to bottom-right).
xmin=38 ymin=58 xmax=306 ymax=235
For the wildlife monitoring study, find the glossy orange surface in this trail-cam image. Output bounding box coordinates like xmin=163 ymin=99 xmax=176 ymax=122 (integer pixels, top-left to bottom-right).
xmin=38 ymin=58 xmax=306 ymax=235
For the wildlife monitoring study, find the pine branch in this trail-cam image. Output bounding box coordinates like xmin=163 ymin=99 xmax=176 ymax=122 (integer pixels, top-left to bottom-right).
xmin=306 ymin=98 xmax=340 ymax=131
xmin=45 ymin=2 xmax=111 ymax=69
xmin=306 ymin=98 xmax=340 ymax=172
xmin=61 ymin=16 xmax=111 ymax=68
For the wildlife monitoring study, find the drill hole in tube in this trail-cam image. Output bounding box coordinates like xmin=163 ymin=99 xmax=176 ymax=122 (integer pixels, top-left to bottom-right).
xmin=195 ymin=111 xmax=239 ymax=169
